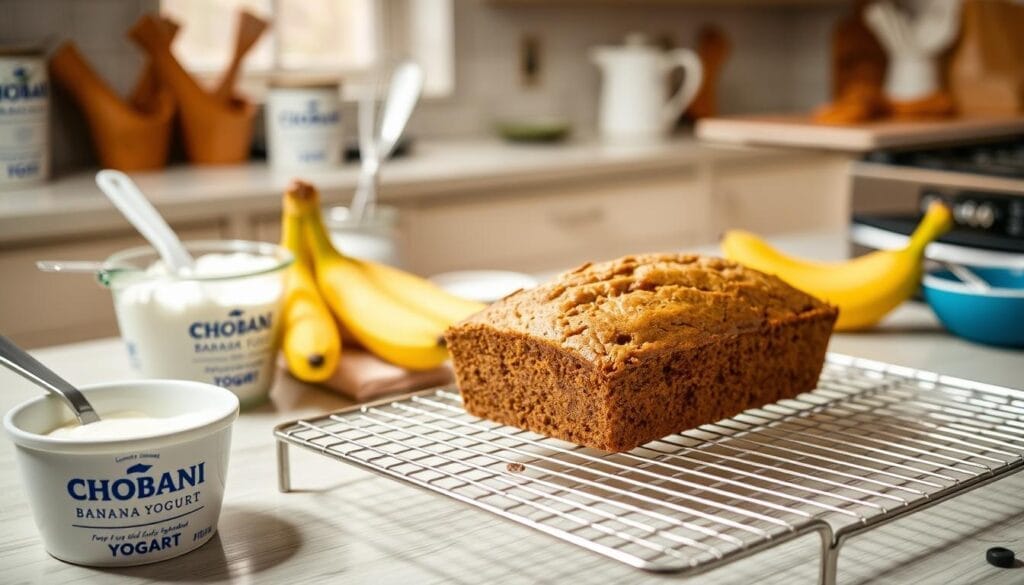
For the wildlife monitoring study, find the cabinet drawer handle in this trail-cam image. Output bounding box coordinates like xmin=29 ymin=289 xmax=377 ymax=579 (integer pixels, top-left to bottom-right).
xmin=548 ymin=207 xmax=605 ymax=228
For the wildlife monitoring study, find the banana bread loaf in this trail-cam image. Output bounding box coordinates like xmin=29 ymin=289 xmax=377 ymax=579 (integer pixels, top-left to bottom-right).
xmin=445 ymin=253 xmax=838 ymax=452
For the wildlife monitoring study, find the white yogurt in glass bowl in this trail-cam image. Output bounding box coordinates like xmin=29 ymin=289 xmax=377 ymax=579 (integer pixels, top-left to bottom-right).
xmin=3 ymin=380 xmax=239 ymax=567
xmin=102 ymin=241 xmax=292 ymax=407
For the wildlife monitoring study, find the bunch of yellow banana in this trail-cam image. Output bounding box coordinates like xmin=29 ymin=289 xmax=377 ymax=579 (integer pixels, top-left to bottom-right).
xmin=722 ymin=202 xmax=953 ymax=331
xmin=279 ymin=202 xmax=342 ymax=383
xmin=281 ymin=180 xmax=486 ymax=372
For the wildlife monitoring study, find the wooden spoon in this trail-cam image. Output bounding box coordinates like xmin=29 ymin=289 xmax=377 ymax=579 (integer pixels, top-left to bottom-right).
xmin=129 ymin=16 xmax=180 ymax=112
xmin=129 ymin=13 xmax=257 ymax=164
xmin=215 ymin=10 xmax=269 ymax=103
xmin=685 ymin=25 xmax=731 ymax=120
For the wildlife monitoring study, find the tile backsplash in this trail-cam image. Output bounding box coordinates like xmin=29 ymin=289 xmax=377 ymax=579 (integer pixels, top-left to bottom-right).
xmin=0 ymin=0 xmax=844 ymax=175
xmin=409 ymin=1 xmax=844 ymax=140
xmin=1 ymin=0 xmax=160 ymax=174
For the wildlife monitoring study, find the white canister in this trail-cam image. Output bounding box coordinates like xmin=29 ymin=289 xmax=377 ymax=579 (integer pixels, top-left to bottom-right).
xmin=0 ymin=47 xmax=49 ymax=187
xmin=3 ymin=380 xmax=239 ymax=567
xmin=265 ymin=78 xmax=343 ymax=169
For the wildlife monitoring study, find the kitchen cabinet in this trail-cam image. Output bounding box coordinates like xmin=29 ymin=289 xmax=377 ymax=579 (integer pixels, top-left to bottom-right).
xmin=401 ymin=169 xmax=707 ymax=274
xmin=709 ymin=153 xmax=851 ymax=235
xmin=252 ymin=212 xmax=286 ymax=245
xmin=0 ymin=222 xmax=225 ymax=348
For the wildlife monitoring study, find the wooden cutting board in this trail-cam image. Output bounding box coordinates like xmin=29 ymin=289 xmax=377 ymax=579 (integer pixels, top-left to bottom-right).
xmin=695 ymin=114 xmax=1024 ymax=152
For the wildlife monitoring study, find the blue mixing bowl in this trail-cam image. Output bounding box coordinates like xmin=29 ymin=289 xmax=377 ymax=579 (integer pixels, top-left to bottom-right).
xmin=922 ymin=267 xmax=1024 ymax=348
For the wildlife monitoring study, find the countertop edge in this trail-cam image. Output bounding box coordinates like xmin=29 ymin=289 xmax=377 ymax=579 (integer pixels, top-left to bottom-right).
xmin=0 ymin=138 xmax=826 ymax=246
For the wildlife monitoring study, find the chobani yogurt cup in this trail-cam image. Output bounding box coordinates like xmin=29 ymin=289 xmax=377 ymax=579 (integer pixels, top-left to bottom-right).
xmin=102 ymin=240 xmax=292 ymax=407
xmin=3 ymin=379 xmax=239 ymax=566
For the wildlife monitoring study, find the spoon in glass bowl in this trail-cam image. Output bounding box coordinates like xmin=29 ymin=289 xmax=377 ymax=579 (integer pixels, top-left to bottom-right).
xmin=0 ymin=335 xmax=101 ymax=425
xmin=34 ymin=260 xmax=140 ymax=286
xmin=95 ymin=169 xmax=194 ymax=273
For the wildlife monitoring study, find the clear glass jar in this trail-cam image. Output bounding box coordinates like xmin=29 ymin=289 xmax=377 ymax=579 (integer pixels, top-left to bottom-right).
xmin=324 ymin=205 xmax=402 ymax=267
xmin=101 ymin=240 xmax=293 ymax=408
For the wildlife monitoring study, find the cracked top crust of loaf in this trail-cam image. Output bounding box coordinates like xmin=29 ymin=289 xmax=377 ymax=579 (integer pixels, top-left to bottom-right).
xmin=456 ymin=253 xmax=836 ymax=373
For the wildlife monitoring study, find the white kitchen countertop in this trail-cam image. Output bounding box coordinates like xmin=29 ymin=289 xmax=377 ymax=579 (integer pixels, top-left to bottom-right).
xmin=0 ymin=137 xmax=809 ymax=245
xmin=2 ymin=233 xmax=1023 ymax=584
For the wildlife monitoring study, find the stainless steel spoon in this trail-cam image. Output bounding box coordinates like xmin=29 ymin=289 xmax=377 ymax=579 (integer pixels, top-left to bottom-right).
xmin=943 ymin=262 xmax=991 ymax=293
xmin=36 ymin=260 xmax=139 ymax=283
xmin=0 ymin=335 xmax=101 ymax=425
xmin=349 ymin=61 xmax=424 ymax=223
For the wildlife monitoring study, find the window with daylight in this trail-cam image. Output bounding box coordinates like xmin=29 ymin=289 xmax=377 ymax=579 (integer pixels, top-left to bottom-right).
xmin=160 ymin=0 xmax=454 ymax=98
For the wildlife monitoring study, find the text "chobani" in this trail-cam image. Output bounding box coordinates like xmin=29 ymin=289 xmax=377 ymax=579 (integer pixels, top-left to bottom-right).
xmin=189 ymin=309 xmax=272 ymax=339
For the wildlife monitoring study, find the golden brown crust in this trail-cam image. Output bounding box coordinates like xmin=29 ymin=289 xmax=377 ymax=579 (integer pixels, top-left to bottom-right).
xmin=446 ymin=253 xmax=838 ymax=452
xmin=462 ymin=253 xmax=831 ymax=373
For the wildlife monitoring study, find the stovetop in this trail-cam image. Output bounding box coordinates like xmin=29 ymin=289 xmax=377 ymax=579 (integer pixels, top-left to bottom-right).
xmin=853 ymin=214 xmax=1024 ymax=253
xmin=864 ymin=136 xmax=1024 ymax=179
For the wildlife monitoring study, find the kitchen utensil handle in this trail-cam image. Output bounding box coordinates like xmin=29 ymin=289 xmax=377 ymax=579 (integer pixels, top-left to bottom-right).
xmin=215 ymin=10 xmax=268 ymax=102
xmin=944 ymin=262 xmax=990 ymax=292
xmin=36 ymin=260 xmax=108 ymax=274
xmin=96 ymin=170 xmax=194 ymax=272
xmin=0 ymin=335 xmax=100 ymax=425
xmin=661 ymin=48 xmax=704 ymax=131
xmin=350 ymin=166 xmax=378 ymax=222
xmin=350 ymin=95 xmax=378 ymax=223
xmin=377 ymin=61 xmax=424 ymax=160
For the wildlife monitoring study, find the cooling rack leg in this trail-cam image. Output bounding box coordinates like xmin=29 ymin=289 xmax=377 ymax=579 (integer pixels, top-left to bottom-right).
xmin=276 ymin=440 xmax=292 ymax=493
xmin=819 ymin=539 xmax=841 ymax=585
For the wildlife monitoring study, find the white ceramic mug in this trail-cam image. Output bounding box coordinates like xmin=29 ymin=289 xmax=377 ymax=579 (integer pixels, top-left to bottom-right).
xmin=3 ymin=380 xmax=239 ymax=567
xmin=592 ymin=34 xmax=703 ymax=142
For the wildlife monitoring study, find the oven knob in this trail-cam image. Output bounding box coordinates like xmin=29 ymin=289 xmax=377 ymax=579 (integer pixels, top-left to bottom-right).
xmin=1009 ymin=217 xmax=1024 ymax=237
xmin=920 ymin=192 xmax=942 ymax=213
xmin=955 ymin=200 xmax=978 ymax=226
xmin=975 ymin=203 xmax=996 ymax=229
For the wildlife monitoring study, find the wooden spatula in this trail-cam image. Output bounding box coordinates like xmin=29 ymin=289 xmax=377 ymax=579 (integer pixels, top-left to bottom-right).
xmin=129 ymin=13 xmax=257 ymax=164
xmin=215 ymin=10 xmax=269 ymax=103
xmin=685 ymin=25 xmax=731 ymax=120
xmin=129 ymin=16 xmax=180 ymax=112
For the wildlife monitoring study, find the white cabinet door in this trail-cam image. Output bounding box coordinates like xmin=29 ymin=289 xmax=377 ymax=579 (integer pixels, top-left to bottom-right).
xmin=401 ymin=172 xmax=709 ymax=275
xmin=0 ymin=223 xmax=225 ymax=348
xmin=710 ymin=155 xmax=851 ymax=236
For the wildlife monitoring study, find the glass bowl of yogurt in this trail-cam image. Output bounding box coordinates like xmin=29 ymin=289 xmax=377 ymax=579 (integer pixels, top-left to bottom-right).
xmin=102 ymin=240 xmax=292 ymax=407
xmin=3 ymin=379 xmax=239 ymax=567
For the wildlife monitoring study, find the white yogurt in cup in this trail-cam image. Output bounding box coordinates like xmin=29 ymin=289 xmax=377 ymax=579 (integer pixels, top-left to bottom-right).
xmin=3 ymin=380 xmax=239 ymax=566
xmin=102 ymin=241 xmax=292 ymax=407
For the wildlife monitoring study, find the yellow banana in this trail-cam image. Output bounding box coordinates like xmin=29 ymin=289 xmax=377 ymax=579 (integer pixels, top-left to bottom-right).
xmin=358 ymin=261 xmax=485 ymax=327
xmin=722 ymin=202 xmax=953 ymax=331
xmin=284 ymin=181 xmax=450 ymax=370
xmin=280 ymin=205 xmax=341 ymax=383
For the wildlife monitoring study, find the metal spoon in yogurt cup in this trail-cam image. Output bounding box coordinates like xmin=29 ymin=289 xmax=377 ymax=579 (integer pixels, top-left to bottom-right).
xmin=0 ymin=335 xmax=100 ymax=425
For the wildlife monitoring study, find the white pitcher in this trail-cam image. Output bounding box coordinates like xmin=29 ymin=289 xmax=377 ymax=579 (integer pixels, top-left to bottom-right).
xmin=591 ymin=33 xmax=703 ymax=142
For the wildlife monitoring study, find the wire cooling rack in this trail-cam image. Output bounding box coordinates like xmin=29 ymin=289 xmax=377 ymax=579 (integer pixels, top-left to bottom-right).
xmin=274 ymin=354 xmax=1024 ymax=584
